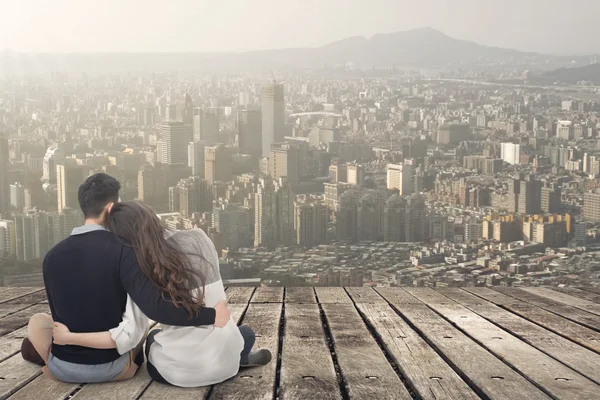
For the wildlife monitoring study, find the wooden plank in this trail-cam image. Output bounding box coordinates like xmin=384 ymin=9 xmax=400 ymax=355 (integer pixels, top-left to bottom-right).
xmin=280 ymin=303 xmax=341 ymax=400
xmin=465 ymin=287 xmax=600 ymax=353
xmin=208 ymin=303 xmax=282 ymax=400
xmin=437 ymin=288 xmax=600 ymax=385
xmin=0 ymin=290 xmax=47 ymax=319
xmin=314 ymin=287 xmax=351 ymax=304
xmin=0 ymin=304 xmax=50 ymax=337
xmin=522 ymin=287 xmax=600 ymax=317
xmin=378 ymin=289 xmax=550 ymax=400
xmin=0 ymin=354 xmax=41 ymax=400
xmin=321 ymin=303 xmax=412 ymax=399
xmin=578 ymin=287 xmax=600 ymax=296
xmin=71 ymin=365 xmax=152 ymax=400
xmin=344 ymin=287 xmax=386 ymax=303
xmin=493 ymin=287 xmax=600 ymax=331
xmin=0 ymin=326 xmax=27 ymax=362
xmin=226 ymin=287 xmax=256 ymax=304
xmin=284 ymin=287 xmax=316 ymax=304
xmin=407 ymin=287 xmax=600 ymax=399
xmin=0 ymin=288 xmax=43 ymax=305
xmin=550 ymin=287 xmax=600 ymax=304
xmin=374 ymin=287 xmax=423 ymax=304
xmin=249 ymin=287 xmax=283 ymax=303
xmin=354 ymin=302 xmax=479 ymax=400
xmin=8 ymin=375 xmax=78 ymax=400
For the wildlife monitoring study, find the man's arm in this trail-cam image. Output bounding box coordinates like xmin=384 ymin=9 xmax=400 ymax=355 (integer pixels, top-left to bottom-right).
xmin=119 ymin=245 xmax=216 ymax=326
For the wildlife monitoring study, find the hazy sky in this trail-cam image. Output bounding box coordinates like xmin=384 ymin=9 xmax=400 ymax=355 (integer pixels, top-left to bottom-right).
xmin=1 ymin=0 xmax=597 ymax=55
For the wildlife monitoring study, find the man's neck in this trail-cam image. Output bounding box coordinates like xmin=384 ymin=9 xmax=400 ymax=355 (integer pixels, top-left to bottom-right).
xmin=84 ymin=218 xmax=104 ymax=227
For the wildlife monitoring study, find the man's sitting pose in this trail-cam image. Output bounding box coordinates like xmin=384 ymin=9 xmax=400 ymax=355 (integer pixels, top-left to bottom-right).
xmin=21 ymin=173 xmax=231 ymax=382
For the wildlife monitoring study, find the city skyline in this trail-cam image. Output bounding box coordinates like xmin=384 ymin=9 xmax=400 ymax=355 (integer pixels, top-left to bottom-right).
xmin=2 ymin=0 xmax=600 ymax=55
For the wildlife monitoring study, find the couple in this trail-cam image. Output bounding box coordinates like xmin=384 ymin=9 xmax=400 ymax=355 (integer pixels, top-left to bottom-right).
xmin=20 ymin=173 xmax=271 ymax=387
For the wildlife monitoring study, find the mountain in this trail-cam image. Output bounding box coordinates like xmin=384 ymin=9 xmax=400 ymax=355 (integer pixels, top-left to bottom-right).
xmin=0 ymin=28 xmax=589 ymax=74
xmin=538 ymin=63 xmax=600 ymax=84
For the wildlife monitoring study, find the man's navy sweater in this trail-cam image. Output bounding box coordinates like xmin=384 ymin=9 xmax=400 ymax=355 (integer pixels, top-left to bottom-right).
xmin=43 ymin=229 xmax=216 ymax=365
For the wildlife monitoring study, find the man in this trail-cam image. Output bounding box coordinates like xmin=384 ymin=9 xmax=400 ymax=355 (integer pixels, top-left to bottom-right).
xmin=21 ymin=173 xmax=231 ymax=382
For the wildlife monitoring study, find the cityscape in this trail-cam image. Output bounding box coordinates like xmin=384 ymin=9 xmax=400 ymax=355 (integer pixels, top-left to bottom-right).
xmin=2 ymin=21 xmax=600 ymax=292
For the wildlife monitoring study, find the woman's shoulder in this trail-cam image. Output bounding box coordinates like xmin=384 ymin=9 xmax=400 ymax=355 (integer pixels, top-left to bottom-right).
xmin=169 ymin=229 xmax=217 ymax=259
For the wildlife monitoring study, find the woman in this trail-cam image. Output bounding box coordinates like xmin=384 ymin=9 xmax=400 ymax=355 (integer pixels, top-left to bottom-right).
xmin=53 ymin=201 xmax=271 ymax=387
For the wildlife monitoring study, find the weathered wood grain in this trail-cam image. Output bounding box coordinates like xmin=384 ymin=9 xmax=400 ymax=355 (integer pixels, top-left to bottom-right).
xmin=437 ymin=288 xmax=600 ymax=384
xmin=0 ymin=326 xmax=27 ymax=362
xmin=0 ymin=354 xmax=42 ymax=400
xmin=344 ymin=287 xmax=386 ymax=303
xmin=0 ymin=291 xmax=47 ymax=319
xmin=0 ymin=305 xmax=50 ymax=337
xmin=354 ymin=302 xmax=479 ymax=400
xmin=71 ymin=365 xmax=152 ymax=399
xmin=208 ymin=303 xmax=282 ymax=400
xmin=8 ymin=375 xmax=78 ymax=400
xmin=280 ymin=303 xmax=341 ymax=400
xmin=314 ymin=287 xmax=352 ymax=304
xmin=465 ymin=287 xmax=600 ymax=353
xmin=321 ymin=303 xmax=412 ymax=400
xmin=550 ymin=287 xmax=600 ymax=304
xmin=0 ymin=288 xmax=43 ymax=305
xmin=284 ymin=287 xmax=316 ymax=304
xmin=522 ymin=287 xmax=600 ymax=317
xmin=493 ymin=287 xmax=600 ymax=331
xmin=226 ymin=287 xmax=256 ymax=304
xmin=374 ymin=287 xmax=423 ymax=304
xmin=249 ymin=287 xmax=283 ymax=303
xmin=408 ymin=287 xmax=600 ymax=399
xmin=378 ymin=289 xmax=550 ymax=400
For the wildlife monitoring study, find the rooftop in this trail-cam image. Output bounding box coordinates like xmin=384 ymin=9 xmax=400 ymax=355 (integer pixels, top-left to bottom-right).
xmin=2 ymin=285 xmax=600 ymax=399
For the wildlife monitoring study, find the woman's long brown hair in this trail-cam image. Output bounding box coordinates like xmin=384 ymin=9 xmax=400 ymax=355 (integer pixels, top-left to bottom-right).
xmin=107 ymin=201 xmax=206 ymax=317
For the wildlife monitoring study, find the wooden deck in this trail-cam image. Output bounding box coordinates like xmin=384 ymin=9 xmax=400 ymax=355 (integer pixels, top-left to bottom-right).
xmin=2 ymin=286 xmax=600 ymax=399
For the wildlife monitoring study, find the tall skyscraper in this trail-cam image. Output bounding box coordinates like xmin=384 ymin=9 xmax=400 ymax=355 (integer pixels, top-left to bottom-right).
xmin=269 ymin=143 xmax=300 ymax=185
xmin=0 ymin=133 xmax=8 ymax=214
xmin=169 ymin=176 xmax=213 ymax=216
xmin=10 ymin=183 xmax=25 ymax=211
xmin=383 ymin=194 xmax=428 ymax=242
xmin=160 ymin=122 xmax=193 ymax=166
xmin=500 ymin=143 xmax=521 ymax=165
xmin=182 ymin=93 xmax=194 ymax=125
xmin=0 ymin=219 xmax=16 ymax=255
xmin=294 ymin=202 xmax=328 ymax=247
xmin=212 ymin=202 xmax=253 ymax=250
xmin=188 ymin=141 xmax=206 ymax=177
xmin=238 ymin=109 xmax=262 ymax=158
xmin=254 ymin=181 xmax=295 ymax=249
xmin=387 ymin=162 xmax=413 ymax=195
xmin=49 ymin=208 xmax=83 ymax=247
xmin=541 ymin=185 xmax=562 ymax=214
xmin=137 ymin=163 xmax=168 ymax=212
xmin=205 ymin=145 xmax=233 ymax=184
xmin=57 ymin=162 xmax=88 ymax=212
xmin=193 ymin=108 xmax=220 ymax=144
xmin=261 ymin=83 xmax=285 ymax=158
xmin=517 ymin=175 xmax=542 ymax=215
xmin=43 ymin=146 xmax=64 ymax=184
xmin=584 ymin=192 xmax=600 ymax=222
xmin=346 ymin=163 xmax=365 ymax=186
xmin=14 ymin=210 xmax=50 ymax=261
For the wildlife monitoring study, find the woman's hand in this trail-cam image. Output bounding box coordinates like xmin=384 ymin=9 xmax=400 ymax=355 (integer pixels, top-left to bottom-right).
xmin=53 ymin=322 xmax=73 ymax=345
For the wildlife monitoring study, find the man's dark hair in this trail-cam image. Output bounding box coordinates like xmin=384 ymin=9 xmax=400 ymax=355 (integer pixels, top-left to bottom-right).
xmin=78 ymin=173 xmax=121 ymax=218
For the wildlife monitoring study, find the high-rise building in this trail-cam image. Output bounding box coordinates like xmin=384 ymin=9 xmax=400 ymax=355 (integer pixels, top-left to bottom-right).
xmin=500 ymin=143 xmax=521 ymax=165
xmin=295 ymin=202 xmax=328 ymax=247
xmin=43 ymin=146 xmax=64 ymax=184
xmin=10 ymin=183 xmax=25 ymax=211
xmin=336 ymin=188 xmax=363 ymax=242
xmin=387 ymin=162 xmax=413 ymax=195
xmin=205 ymin=145 xmax=233 ymax=184
xmin=238 ymin=109 xmax=262 ymax=159
xmin=188 ymin=141 xmax=205 ymax=177
xmin=584 ymin=192 xmax=600 ymax=222
xmin=346 ymin=163 xmax=365 ymax=186
xmin=383 ymin=194 xmax=428 ymax=242
xmin=14 ymin=210 xmax=51 ymax=261
xmin=169 ymin=176 xmax=213 ymax=217
xmin=0 ymin=133 xmax=8 ymax=214
xmin=324 ymin=182 xmax=353 ymax=211
xmin=137 ymin=163 xmax=169 ymax=211
xmin=160 ymin=122 xmax=193 ymax=166
xmin=0 ymin=219 xmax=16 ymax=255
xmin=57 ymin=162 xmax=89 ymax=212
xmin=261 ymin=83 xmax=285 ymax=158
xmin=541 ymin=186 xmax=562 ymax=214
xmin=212 ymin=202 xmax=253 ymax=250
xmin=269 ymin=143 xmax=300 ymax=185
xmin=48 ymin=208 xmax=83 ymax=247
xmin=437 ymin=124 xmax=471 ymax=145
xmin=557 ymin=121 xmax=573 ymax=140
xmin=517 ymin=175 xmax=542 ymax=215
xmin=254 ymin=181 xmax=295 ymax=249
xmin=464 ymin=217 xmax=483 ymax=243
xmin=193 ymin=108 xmax=220 ymax=144
xmin=183 ymin=93 xmax=194 ymax=125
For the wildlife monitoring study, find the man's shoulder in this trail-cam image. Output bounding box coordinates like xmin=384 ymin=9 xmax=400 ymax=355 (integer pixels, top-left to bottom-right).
xmin=46 ymin=231 xmax=125 ymax=258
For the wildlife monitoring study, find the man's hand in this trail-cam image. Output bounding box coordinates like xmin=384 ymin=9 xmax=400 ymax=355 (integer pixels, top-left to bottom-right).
xmin=52 ymin=322 xmax=73 ymax=345
xmin=214 ymin=300 xmax=231 ymax=328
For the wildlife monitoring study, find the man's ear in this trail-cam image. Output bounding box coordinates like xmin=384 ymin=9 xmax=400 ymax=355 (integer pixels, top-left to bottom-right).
xmin=105 ymin=202 xmax=115 ymax=214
